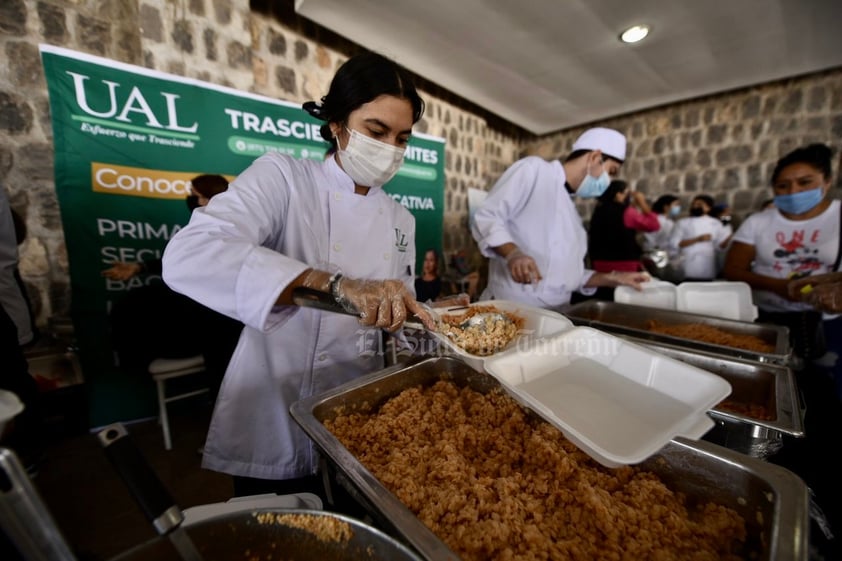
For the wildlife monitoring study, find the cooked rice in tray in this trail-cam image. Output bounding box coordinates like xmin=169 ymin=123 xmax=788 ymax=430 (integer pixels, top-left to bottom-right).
xmin=439 ymin=305 xmax=525 ymax=356
xmin=646 ymin=320 xmax=775 ymax=353
xmin=326 ymin=381 xmax=748 ymax=561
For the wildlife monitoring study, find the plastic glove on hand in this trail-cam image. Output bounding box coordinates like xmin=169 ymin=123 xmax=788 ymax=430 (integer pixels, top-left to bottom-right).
xmin=506 ymin=250 xmax=543 ymax=284
xmin=787 ymin=272 xmax=842 ymax=301
xmin=802 ymin=282 xmax=842 ymax=314
xmin=335 ymin=277 xmax=436 ymax=332
xmin=613 ymin=271 xmax=651 ymax=291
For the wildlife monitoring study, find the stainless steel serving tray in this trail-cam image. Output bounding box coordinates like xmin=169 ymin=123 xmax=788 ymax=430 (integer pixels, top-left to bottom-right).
xmin=620 ymin=336 xmax=804 ymax=458
xmin=291 ymin=356 xmax=809 ymax=561
xmin=558 ymin=300 xmax=791 ymax=365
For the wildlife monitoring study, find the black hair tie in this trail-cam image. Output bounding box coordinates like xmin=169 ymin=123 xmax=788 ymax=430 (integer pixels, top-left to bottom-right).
xmin=302 ymin=100 xmax=325 ymax=119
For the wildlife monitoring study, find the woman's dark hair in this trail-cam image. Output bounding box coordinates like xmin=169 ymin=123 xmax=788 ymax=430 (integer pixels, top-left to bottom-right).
xmin=597 ymin=180 xmax=628 ymax=205
xmin=692 ymin=194 xmax=715 ymax=208
xmin=303 ymin=52 xmax=425 ymax=151
xmin=771 ymin=143 xmax=833 ymax=185
xmin=652 ymin=194 xmax=678 ymax=214
xmin=191 ymin=174 xmax=229 ymax=199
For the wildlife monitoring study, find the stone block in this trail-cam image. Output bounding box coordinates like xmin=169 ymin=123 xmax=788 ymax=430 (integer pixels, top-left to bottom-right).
xmin=807 ymin=86 xmax=827 ymax=112
xmin=77 ymin=14 xmax=111 ymax=56
xmin=0 ymin=91 xmax=33 ymax=134
xmin=294 ymin=39 xmax=308 ymax=62
xmin=741 ymin=96 xmax=761 ymax=119
xmin=6 ymin=41 xmax=44 ymax=88
xmin=204 ymin=28 xmax=217 ymax=60
xmin=37 ymin=2 xmax=67 ymax=42
xmin=226 ymin=40 xmax=250 ymax=68
xmin=275 ymin=65 xmax=296 ymax=94
xmin=0 ymin=0 xmax=27 ymax=36
xmin=706 ymin=124 xmax=727 ymax=144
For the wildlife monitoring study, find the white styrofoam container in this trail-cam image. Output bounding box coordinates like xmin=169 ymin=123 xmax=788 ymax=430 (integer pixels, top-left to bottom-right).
xmin=182 ymin=493 xmax=323 ymax=525
xmin=430 ymin=300 xmax=574 ymax=372
xmin=676 ymin=281 xmax=758 ymax=322
xmin=614 ymin=280 xmax=677 ymax=310
xmin=483 ymin=326 xmax=732 ymax=468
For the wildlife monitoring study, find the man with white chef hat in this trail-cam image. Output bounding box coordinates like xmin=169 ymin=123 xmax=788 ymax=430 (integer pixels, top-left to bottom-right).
xmin=472 ymin=127 xmax=649 ymax=308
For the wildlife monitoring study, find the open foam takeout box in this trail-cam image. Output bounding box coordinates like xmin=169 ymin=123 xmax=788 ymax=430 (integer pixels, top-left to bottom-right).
xmin=421 ymin=300 xmax=732 ymax=468
xmin=615 ymin=280 xmax=758 ymax=322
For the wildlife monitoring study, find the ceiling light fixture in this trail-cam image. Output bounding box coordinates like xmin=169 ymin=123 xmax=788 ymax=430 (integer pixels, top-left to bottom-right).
xmin=620 ymin=24 xmax=650 ymax=44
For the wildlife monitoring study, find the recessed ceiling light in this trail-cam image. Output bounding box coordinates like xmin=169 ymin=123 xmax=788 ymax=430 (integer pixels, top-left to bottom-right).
xmin=620 ymin=25 xmax=650 ymax=44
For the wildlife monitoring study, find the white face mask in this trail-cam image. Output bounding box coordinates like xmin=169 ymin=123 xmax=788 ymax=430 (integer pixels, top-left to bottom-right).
xmin=337 ymin=128 xmax=406 ymax=188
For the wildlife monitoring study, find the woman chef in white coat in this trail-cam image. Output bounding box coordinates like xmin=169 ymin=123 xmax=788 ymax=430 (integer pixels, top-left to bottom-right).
xmin=162 ymin=52 xmax=435 ymax=499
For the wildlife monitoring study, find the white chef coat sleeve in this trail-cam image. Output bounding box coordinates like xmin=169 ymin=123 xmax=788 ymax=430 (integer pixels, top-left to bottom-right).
xmin=163 ymin=156 xmax=308 ymax=332
xmin=578 ymin=268 xmax=597 ymax=295
xmin=472 ymin=158 xmax=539 ymax=259
xmin=714 ymin=221 xmax=729 ymax=245
xmin=668 ymin=219 xmax=685 ymax=254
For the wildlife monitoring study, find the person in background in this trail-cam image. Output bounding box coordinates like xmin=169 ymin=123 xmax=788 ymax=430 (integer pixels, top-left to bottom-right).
xmin=448 ymin=249 xmax=483 ymax=302
xmin=724 ymin=143 xmax=842 ymax=556
xmin=641 ymin=194 xmax=680 ymax=253
xmin=415 ymin=248 xmax=443 ymax=302
xmin=472 ymin=127 xmax=649 ymax=308
xmin=102 ymin=174 xmax=229 ymax=281
xmin=0 ymin=187 xmax=42 ymax=473
xmin=162 ymin=52 xmax=435 ymax=502
xmin=709 ymin=203 xmax=735 ymax=276
xmin=587 ymin=181 xmax=659 ymax=300
xmin=723 ymin=143 xmax=840 ymax=361
xmin=669 ymin=194 xmax=730 ymax=281
xmin=108 ymin=174 xmax=242 ymax=399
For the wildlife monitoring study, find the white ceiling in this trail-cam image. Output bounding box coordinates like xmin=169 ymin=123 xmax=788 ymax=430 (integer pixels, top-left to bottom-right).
xmin=295 ymin=0 xmax=842 ymax=136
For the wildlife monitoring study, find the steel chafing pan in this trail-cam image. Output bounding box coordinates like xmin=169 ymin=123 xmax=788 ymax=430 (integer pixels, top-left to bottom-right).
xmin=558 ymin=300 xmax=792 ymax=365
xmin=619 ymin=336 xmax=805 ymax=458
xmin=291 ymin=356 xmax=809 ymax=561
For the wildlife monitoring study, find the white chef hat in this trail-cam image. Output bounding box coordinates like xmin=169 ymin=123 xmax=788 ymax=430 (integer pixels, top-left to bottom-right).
xmin=571 ymin=127 xmax=627 ymax=162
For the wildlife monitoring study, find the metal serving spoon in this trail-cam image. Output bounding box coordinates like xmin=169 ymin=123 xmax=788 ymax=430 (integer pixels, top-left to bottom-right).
xmin=458 ymin=312 xmax=514 ymax=331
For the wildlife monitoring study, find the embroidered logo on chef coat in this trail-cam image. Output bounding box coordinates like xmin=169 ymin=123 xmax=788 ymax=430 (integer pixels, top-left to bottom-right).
xmin=394 ymin=228 xmax=408 ymax=253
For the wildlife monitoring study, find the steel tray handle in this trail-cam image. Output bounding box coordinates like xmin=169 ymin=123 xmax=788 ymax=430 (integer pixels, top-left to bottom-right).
xmin=97 ymin=423 xmax=184 ymax=534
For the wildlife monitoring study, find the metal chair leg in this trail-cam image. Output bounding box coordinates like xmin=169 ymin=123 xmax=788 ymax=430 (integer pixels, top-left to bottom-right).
xmin=155 ymin=377 xmax=172 ymax=451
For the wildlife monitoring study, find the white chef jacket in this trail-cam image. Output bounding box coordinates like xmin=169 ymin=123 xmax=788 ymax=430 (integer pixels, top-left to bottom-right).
xmin=472 ymin=156 xmax=595 ymax=307
xmin=162 ymin=153 xmax=416 ymax=480
xmin=668 ymin=215 xmax=729 ymax=280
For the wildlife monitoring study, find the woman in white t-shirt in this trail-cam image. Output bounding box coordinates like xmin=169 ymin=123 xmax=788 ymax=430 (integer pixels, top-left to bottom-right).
xmin=723 ymin=143 xmax=840 ymax=361
xmin=724 ymin=144 xmax=842 ymax=550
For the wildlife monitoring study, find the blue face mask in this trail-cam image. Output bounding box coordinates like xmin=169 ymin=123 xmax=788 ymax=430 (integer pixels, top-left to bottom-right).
xmin=577 ymin=161 xmax=611 ymax=199
xmin=774 ymin=187 xmax=824 ymax=215
xmin=669 ymin=205 xmax=681 ymax=217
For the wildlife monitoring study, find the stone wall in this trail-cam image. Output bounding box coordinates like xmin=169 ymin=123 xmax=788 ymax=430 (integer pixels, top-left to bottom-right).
xmin=1 ymin=0 xmax=840 ymax=327
xmin=521 ymin=69 xmax=842 ymax=228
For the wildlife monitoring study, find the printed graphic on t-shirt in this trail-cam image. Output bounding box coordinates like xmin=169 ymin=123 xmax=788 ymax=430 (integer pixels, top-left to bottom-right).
xmin=772 ymin=228 xmax=825 ymax=279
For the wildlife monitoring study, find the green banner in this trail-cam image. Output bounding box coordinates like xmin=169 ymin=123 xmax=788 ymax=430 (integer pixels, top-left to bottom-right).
xmin=39 ymin=45 xmax=445 ymax=426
